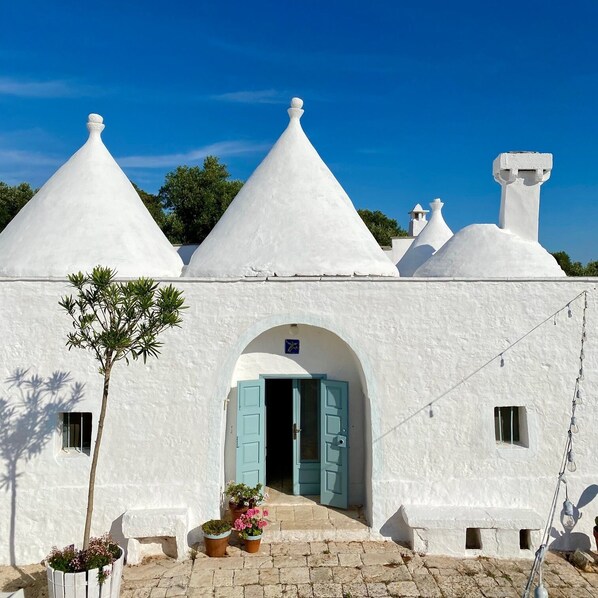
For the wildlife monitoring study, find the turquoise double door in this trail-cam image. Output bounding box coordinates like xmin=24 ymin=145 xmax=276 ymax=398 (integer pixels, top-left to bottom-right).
xmin=236 ymin=378 xmax=349 ymax=509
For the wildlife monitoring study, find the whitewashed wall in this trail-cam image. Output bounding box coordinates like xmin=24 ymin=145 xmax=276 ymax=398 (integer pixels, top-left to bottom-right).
xmin=0 ymin=277 xmax=596 ymax=565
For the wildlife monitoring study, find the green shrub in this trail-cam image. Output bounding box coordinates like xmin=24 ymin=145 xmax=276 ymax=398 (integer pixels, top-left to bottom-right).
xmin=202 ymin=519 xmax=232 ymax=536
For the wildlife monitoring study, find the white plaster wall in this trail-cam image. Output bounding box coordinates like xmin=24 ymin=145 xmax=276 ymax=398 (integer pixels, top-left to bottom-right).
xmin=226 ymin=325 xmax=367 ymax=505
xmin=387 ymin=237 xmax=414 ymax=265
xmin=1 ymin=277 xmax=597 ymax=564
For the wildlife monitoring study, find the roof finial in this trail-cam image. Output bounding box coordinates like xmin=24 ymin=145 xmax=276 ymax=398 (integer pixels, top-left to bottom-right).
xmin=287 ymin=97 xmax=304 ymax=121
xmin=430 ymin=198 xmax=444 ymax=211
xmin=87 ymin=113 xmax=105 ymax=137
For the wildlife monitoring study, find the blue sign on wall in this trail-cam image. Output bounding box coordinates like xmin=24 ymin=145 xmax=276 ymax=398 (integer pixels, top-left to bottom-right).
xmin=285 ymin=339 xmax=300 ymax=354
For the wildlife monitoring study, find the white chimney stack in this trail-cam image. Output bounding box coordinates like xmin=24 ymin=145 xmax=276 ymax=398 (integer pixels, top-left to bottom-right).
xmin=408 ymin=204 xmax=429 ymax=237
xmin=493 ymin=152 xmax=552 ymax=242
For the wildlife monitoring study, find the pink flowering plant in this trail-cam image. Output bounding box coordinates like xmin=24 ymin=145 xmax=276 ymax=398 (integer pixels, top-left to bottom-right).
xmin=233 ymin=508 xmax=269 ymax=539
xmin=45 ymin=534 xmax=121 ymax=584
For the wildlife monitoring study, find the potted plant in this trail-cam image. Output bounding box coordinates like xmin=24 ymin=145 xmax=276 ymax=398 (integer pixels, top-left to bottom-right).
xmin=233 ymin=508 xmax=269 ymax=553
xmin=593 ymin=516 xmax=598 ymax=552
xmin=225 ymin=481 xmax=266 ymax=522
xmin=202 ymin=519 xmax=232 ymax=557
xmin=45 ymin=534 xmax=124 ymax=597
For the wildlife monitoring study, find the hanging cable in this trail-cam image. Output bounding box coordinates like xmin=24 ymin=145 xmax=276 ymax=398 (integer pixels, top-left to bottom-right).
xmin=376 ymin=290 xmax=589 ymax=443
xmin=522 ymin=291 xmax=589 ymax=598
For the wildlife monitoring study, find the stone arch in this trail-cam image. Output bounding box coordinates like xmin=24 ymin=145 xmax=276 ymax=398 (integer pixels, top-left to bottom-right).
xmin=216 ymin=314 xmax=380 ymax=525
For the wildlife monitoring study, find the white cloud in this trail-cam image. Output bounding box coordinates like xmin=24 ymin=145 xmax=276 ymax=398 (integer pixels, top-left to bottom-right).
xmin=118 ymin=140 xmax=269 ymax=168
xmin=0 ymin=148 xmax=61 ymax=167
xmin=0 ymin=77 xmax=97 ymax=98
xmin=0 ymin=145 xmax=63 ymax=186
xmin=211 ymin=89 xmax=285 ymax=104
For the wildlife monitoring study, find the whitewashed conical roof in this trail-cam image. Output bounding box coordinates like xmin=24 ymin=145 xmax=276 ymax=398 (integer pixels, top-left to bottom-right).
xmin=398 ymin=198 xmax=453 ymax=276
xmin=0 ymin=114 xmax=183 ymax=278
xmin=185 ymin=98 xmax=399 ymax=278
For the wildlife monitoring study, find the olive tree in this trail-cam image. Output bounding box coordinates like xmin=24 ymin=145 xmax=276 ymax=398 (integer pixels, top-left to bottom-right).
xmin=59 ymin=266 xmax=186 ymax=549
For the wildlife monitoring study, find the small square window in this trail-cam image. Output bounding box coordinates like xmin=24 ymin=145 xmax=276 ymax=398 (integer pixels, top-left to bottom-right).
xmin=520 ymin=529 xmax=532 ymax=550
xmin=62 ymin=412 xmax=92 ymax=455
xmin=466 ymin=528 xmax=482 ymax=550
xmin=494 ymin=406 xmax=528 ymax=447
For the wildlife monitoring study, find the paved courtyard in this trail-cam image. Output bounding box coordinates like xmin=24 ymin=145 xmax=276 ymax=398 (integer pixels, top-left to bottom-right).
xmin=3 ymin=540 xmax=598 ymax=598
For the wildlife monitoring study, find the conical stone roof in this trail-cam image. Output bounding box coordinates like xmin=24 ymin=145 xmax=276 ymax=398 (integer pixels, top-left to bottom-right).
xmin=0 ymin=114 xmax=183 ymax=278
xmin=185 ymin=98 xmax=399 ymax=278
xmin=398 ymin=198 xmax=453 ymax=276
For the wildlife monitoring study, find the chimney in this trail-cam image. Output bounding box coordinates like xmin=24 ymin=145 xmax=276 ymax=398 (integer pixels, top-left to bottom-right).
xmin=408 ymin=204 xmax=429 ymax=237
xmin=493 ymin=152 xmax=552 ymax=242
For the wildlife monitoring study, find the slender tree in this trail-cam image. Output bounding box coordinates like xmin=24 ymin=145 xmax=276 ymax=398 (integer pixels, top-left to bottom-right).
xmin=59 ymin=266 xmax=186 ymax=549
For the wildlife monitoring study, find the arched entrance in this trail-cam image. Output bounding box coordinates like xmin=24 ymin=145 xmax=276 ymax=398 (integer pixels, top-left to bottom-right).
xmin=224 ymin=323 xmax=370 ymax=514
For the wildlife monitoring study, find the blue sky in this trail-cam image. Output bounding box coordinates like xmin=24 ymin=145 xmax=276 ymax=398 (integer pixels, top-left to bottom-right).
xmin=1 ymin=1 xmax=597 ymax=261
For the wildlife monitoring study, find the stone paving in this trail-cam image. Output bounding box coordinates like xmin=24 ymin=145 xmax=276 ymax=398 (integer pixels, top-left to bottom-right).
xmin=3 ymin=541 xmax=598 ymax=597
xmin=120 ymin=541 xmax=597 ymax=598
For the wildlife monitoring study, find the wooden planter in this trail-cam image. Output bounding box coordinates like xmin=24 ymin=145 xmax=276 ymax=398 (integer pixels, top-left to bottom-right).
xmin=204 ymin=530 xmax=231 ymax=557
xmin=47 ymin=547 xmax=124 ymax=598
xmin=243 ymin=534 xmax=262 ymax=554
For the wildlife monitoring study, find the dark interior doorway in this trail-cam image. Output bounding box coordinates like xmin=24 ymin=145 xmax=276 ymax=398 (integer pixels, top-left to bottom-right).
xmin=265 ymin=378 xmax=293 ymax=493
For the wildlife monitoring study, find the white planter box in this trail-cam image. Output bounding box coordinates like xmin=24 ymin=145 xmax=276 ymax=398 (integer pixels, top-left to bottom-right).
xmin=46 ymin=548 xmax=124 ymax=598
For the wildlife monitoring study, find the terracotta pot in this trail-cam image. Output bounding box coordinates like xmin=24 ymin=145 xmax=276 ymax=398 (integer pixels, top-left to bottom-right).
xmin=593 ymin=527 xmax=598 ymax=552
xmin=204 ymin=530 xmax=231 ymax=558
xmin=243 ymin=534 xmax=262 ymax=554
xmin=230 ymin=505 xmax=249 ymax=523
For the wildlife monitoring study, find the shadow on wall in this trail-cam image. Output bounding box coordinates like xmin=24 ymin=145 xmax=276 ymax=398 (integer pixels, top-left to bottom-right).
xmin=380 ymin=507 xmax=411 ymax=543
xmin=549 ymin=484 xmax=598 ymax=552
xmin=397 ymin=243 xmax=435 ymax=276
xmin=108 ymin=513 xmax=129 ymax=557
xmin=0 ymin=368 xmax=84 ymax=566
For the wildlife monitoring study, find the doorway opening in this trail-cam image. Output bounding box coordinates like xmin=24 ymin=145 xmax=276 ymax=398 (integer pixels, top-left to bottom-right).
xmin=265 ymin=379 xmax=293 ymax=493
xmin=236 ymin=374 xmax=348 ymax=507
xmin=265 ymin=377 xmax=322 ymax=496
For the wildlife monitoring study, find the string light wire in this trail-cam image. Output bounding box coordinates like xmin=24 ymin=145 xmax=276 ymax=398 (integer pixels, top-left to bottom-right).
xmin=522 ymin=291 xmax=589 ymax=598
xmin=375 ymin=290 xmax=589 ymax=441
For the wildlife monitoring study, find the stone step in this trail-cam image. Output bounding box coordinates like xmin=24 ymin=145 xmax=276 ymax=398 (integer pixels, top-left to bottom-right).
xmin=264 ymin=525 xmax=371 ymax=543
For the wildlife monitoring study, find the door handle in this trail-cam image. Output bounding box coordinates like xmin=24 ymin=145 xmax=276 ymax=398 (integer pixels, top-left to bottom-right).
xmin=293 ymin=423 xmax=301 ymax=440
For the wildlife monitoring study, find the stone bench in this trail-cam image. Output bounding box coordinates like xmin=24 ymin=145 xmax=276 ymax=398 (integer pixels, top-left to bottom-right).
xmin=122 ymin=508 xmax=189 ymax=564
xmin=400 ymin=504 xmax=543 ymax=559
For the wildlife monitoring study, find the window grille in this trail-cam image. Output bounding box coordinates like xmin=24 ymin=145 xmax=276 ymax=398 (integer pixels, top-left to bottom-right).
xmin=62 ymin=412 xmax=92 ymax=454
xmin=494 ymin=406 xmax=526 ymax=446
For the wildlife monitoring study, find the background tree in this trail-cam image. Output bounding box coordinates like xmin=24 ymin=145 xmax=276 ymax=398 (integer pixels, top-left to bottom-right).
xmin=552 ymin=251 xmax=586 ymax=276
xmin=132 ymin=183 xmax=165 ymax=229
xmin=357 ymin=209 xmax=408 ymax=246
xmin=0 ymin=182 xmax=35 ymax=233
xmin=159 ymin=157 xmax=243 ymax=244
xmin=583 ymin=261 xmax=598 ymax=277
xmin=59 ymin=266 xmax=186 ymax=549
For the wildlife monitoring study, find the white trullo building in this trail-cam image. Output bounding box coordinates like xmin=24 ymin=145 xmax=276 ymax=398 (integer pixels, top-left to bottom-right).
xmin=0 ymin=99 xmax=595 ymax=567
